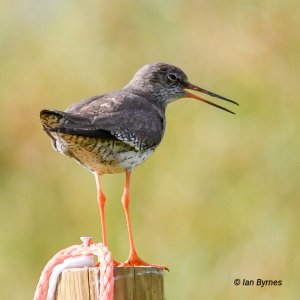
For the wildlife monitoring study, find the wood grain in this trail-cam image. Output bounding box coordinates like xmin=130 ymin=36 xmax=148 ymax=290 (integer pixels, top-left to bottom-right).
xmin=55 ymin=266 xmax=164 ymax=300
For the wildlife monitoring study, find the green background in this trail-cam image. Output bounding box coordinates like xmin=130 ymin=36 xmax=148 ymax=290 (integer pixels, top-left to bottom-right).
xmin=0 ymin=1 xmax=299 ymax=299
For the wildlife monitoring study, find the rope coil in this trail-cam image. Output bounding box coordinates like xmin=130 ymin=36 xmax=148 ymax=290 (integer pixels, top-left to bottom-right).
xmin=34 ymin=239 xmax=114 ymax=300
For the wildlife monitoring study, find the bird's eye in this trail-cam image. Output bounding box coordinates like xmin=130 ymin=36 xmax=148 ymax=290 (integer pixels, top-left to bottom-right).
xmin=167 ymin=73 xmax=179 ymax=83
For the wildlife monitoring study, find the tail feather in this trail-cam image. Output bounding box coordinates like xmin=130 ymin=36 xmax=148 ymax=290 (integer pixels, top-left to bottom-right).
xmin=40 ymin=109 xmax=65 ymax=130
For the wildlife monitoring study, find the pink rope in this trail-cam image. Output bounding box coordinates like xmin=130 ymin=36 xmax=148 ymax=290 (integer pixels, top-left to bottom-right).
xmin=34 ymin=241 xmax=114 ymax=300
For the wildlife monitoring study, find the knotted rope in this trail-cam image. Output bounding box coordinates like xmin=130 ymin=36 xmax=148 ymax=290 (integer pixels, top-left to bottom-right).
xmin=34 ymin=238 xmax=114 ymax=300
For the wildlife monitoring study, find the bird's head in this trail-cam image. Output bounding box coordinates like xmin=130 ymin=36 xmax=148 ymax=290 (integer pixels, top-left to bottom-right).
xmin=125 ymin=63 xmax=238 ymax=113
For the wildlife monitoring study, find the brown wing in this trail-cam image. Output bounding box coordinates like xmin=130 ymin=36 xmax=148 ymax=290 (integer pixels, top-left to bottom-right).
xmin=40 ymin=92 xmax=165 ymax=151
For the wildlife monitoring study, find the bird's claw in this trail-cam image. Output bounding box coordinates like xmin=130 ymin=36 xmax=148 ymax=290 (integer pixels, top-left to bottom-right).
xmin=93 ymin=259 xmax=120 ymax=267
xmin=118 ymin=256 xmax=168 ymax=271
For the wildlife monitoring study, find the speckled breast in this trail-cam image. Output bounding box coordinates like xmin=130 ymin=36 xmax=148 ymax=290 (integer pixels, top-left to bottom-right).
xmin=51 ymin=133 xmax=154 ymax=175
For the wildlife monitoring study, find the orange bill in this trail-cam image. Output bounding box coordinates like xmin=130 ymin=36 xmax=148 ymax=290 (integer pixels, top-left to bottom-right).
xmin=184 ymin=82 xmax=238 ymax=114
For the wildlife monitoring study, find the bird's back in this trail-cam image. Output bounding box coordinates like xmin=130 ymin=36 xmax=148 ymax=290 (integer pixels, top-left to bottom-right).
xmin=40 ymin=90 xmax=166 ymax=174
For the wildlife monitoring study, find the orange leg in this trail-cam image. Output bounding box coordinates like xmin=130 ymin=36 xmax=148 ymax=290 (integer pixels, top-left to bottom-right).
xmin=119 ymin=171 xmax=167 ymax=269
xmin=94 ymin=173 xmax=107 ymax=246
xmin=94 ymin=173 xmax=120 ymax=266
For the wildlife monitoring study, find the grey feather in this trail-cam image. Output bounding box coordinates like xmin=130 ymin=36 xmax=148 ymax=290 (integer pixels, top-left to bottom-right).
xmin=42 ymin=91 xmax=166 ymax=151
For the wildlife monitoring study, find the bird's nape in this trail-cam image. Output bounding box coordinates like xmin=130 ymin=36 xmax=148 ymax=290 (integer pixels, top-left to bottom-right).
xmin=184 ymin=82 xmax=238 ymax=114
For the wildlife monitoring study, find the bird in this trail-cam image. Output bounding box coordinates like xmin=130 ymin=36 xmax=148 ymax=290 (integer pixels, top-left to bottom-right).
xmin=40 ymin=63 xmax=238 ymax=268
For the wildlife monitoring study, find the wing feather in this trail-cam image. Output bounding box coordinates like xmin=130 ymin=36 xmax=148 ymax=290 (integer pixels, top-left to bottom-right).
xmin=40 ymin=92 xmax=165 ymax=150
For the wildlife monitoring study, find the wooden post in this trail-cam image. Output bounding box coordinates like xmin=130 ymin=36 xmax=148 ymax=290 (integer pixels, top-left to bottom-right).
xmin=54 ymin=267 xmax=164 ymax=300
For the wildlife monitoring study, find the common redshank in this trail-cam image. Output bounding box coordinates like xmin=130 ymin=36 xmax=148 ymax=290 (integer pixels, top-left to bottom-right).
xmin=40 ymin=63 xmax=238 ymax=268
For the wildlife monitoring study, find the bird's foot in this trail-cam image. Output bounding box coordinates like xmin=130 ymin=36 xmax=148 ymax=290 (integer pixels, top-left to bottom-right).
xmin=119 ymin=254 xmax=168 ymax=270
xmin=94 ymin=259 xmax=120 ymax=267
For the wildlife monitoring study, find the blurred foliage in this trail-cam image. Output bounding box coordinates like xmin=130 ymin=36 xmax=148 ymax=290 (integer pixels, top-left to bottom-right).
xmin=0 ymin=1 xmax=299 ymax=299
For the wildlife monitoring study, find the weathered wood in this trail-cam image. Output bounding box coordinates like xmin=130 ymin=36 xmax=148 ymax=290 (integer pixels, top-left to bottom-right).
xmin=55 ymin=267 xmax=164 ymax=300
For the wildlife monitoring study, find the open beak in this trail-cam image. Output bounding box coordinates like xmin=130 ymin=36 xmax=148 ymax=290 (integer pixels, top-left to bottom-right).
xmin=184 ymin=82 xmax=238 ymax=114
